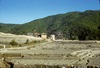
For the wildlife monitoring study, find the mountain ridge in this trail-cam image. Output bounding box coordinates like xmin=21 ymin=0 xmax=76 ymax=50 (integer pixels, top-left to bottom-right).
xmin=0 ymin=10 xmax=100 ymax=40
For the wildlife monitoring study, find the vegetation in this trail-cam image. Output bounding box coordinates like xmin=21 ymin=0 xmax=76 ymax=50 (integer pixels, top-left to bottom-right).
xmin=24 ymin=40 xmax=45 ymax=45
xmin=0 ymin=23 xmax=20 ymax=33
xmin=0 ymin=10 xmax=100 ymax=40
xmin=10 ymin=40 xmax=18 ymax=46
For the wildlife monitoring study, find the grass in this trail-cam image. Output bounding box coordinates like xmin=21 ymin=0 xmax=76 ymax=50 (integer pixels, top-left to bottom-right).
xmin=24 ymin=40 xmax=46 ymax=45
xmin=0 ymin=46 xmax=4 ymax=48
xmin=11 ymin=40 xmax=47 ymax=48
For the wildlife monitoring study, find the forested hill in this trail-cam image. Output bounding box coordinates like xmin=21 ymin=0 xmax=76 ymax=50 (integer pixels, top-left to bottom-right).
xmin=0 ymin=10 xmax=100 ymax=40
xmin=0 ymin=23 xmax=20 ymax=33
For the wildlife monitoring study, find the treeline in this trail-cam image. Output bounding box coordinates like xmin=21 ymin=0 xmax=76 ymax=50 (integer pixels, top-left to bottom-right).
xmin=0 ymin=10 xmax=100 ymax=40
xmin=0 ymin=23 xmax=20 ymax=33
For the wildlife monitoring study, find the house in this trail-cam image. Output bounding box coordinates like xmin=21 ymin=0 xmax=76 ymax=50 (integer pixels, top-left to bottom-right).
xmin=41 ymin=33 xmax=47 ymax=40
xmin=50 ymin=34 xmax=55 ymax=40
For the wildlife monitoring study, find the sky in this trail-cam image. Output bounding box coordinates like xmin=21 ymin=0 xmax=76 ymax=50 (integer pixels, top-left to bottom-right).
xmin=0 ymin=0 xmax=99 ymax=24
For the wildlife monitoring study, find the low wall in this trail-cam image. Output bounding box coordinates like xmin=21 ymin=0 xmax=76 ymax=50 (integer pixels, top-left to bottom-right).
xmin=55 ymin=40 xmax=98 ymax=44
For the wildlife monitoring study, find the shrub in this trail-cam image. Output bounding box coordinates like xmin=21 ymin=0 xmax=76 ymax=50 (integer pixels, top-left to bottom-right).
xmin=10 ymin=40 xmax=18 ymax=46
xmin=19 ymin=44 xmax=22 ymax=47
xmin=33 ymin=40 xmax=38 ymax=44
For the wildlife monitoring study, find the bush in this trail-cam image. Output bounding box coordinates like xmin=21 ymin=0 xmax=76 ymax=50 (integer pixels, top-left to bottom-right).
xmin=10 ymin=40 xmax=18 ymax=46
xmin=19 ymin=44 xmax=22 ymax=47
xmin=33 ymin=40 xmax=38 ymax=44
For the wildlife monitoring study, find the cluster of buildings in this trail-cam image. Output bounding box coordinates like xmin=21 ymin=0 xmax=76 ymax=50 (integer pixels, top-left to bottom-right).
xmin=27 ymin=32 xmax=56 ymax=40
xmin=27 ymin=30 xmax=64 ymax=41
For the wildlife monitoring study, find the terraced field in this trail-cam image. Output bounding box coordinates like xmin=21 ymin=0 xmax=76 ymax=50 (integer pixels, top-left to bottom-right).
xmin=0 ymin=33 xmax=100 ymax=68
xmin=0 ymin=32 xmax=42 ymax=44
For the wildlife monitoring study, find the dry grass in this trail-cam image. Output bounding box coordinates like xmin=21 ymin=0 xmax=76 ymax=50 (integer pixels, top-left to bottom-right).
xmin=0 ymin=61 xmax=6 ymax=68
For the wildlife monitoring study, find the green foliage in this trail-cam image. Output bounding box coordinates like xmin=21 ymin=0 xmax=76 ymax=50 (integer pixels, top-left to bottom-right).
xmin=10 ymin=40 xmax=18 ymax=46
xmin=98 ymin=26 xmax=100 ymax=29
xmin=0 ymin=23 xmax=20 ymax=33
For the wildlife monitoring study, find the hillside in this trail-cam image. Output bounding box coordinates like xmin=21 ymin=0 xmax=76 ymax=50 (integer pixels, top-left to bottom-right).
xmin=0 ymin=10 xmax=100 ymax=40
xmin=0 ymin=23 xmax=20 ymax=33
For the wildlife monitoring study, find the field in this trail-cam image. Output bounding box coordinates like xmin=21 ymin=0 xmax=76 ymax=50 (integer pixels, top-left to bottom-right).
xmin=0 ymin=32 xmax=100 ymax=68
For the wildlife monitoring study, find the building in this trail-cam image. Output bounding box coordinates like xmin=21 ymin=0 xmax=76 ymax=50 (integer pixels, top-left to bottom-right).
xmin=41 ymin=33 xmax=47 ymax=40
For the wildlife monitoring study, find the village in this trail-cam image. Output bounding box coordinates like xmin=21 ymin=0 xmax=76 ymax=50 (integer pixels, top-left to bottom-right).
xmin=27 ymin=30 xmax=63 ymax=41
xmin=0 ymin=0 xmax=100 ymax=67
